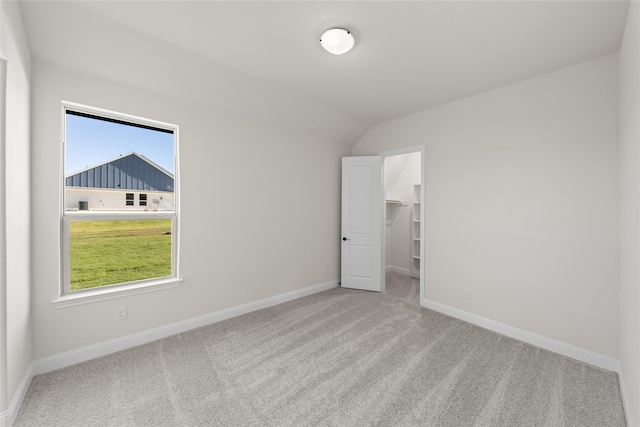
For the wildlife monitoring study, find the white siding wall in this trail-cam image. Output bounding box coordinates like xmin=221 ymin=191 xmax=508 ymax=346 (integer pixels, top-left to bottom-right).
xmin=65 ymin=188 xmax=174 ymax=212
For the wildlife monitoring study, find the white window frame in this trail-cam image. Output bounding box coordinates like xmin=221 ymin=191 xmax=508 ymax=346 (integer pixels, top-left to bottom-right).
xmin=53 ymin=101 xmax=181 ymax=308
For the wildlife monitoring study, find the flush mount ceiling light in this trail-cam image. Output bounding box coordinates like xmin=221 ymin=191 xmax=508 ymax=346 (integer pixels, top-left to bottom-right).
xmin=320 ymin=28 xmax=355 ymax=55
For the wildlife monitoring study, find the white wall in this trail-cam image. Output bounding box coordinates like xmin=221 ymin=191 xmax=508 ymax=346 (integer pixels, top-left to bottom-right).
xmin=0 ymin=0 xmax=32 ymax=417
xmin=619 ymin=2 xmax=640 ymax=425
xmin=30 ymin=60 xmax=350 ymax=359
xmin=354 ymin=55 xmax=620 ymax=358
xmin=385 ymin=152 xmax=420 ymax=275
xmin=65 ymin=188 xmax=174 ymax=212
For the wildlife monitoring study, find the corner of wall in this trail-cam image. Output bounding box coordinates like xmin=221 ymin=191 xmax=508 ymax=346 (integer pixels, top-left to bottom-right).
xmin=0 ymin=0 xmax=34 ymax=421
xmin=618 ymin=1 xmax=640 ymax=426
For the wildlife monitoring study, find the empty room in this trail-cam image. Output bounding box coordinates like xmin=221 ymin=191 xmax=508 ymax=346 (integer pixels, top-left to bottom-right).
xmin=1 ymin=0 xmax=639 ymax=426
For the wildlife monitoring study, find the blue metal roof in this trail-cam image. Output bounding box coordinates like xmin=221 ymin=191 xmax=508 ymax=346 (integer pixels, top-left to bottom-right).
xmin=65 ymin=152 xmax=174 ymax=192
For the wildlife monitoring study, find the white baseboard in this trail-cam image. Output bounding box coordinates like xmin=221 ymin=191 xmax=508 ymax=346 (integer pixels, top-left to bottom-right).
xmin=619 ymin=370 xmax=636 ymax=427
xmin=385 ymin=265 xmax=420 ymax=279
xmin=33 ymin=279 xmax=339 ymax=376
xmin=0 ymin=280 xmax=338 ymax=426
xmin=0 ymin=364 xmax=33 ymax=427
xmin=3 ymin=283 xmax=625 ymax=427
xmin=421 ymin=298 xmax=620 ymax=373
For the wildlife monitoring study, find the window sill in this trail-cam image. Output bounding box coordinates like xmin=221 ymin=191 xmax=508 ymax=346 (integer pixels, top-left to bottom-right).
xmin=52 ymin=277 xmax=183 ymax=308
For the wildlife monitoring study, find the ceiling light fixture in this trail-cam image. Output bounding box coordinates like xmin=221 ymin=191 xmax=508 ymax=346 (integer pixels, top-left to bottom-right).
xmin=320 ymin=28 xmax=355 ymax=55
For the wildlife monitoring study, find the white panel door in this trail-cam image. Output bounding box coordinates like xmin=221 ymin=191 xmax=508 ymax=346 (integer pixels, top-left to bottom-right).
xmin=341 ymin=156 xmax=383 ymax=291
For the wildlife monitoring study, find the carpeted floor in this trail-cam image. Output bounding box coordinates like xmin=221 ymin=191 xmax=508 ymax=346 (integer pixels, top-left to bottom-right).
xmin=14 ymin=272 xmax=626 ymax=426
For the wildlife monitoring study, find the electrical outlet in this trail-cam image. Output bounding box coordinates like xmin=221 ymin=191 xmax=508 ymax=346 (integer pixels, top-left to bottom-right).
xmin=115 ymin=306 xmax=127 ymax=321
xmin=321 ymin=266 xmax=328 ymax=275
xmin=463 ymin=289 xmax=470 ymax=300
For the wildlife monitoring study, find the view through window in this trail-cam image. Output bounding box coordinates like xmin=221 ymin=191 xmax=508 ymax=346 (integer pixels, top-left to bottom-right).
xmin=63 ymin=106 xmax=178 ymax=293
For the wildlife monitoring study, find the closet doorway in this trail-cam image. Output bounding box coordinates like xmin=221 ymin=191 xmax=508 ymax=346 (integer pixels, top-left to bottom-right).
xmin=382 ymin=146 xmax=425 ymax=303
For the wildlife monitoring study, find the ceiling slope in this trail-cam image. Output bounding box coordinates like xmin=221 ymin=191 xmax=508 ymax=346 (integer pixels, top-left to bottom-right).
xmin=19 ymin=0 xmax=370 ymax=146
xmin=19 ymin=1 xmax=630 ymax=146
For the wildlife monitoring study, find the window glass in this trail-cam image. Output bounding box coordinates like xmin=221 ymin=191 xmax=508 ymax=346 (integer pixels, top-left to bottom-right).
xmin=63 ymin=105 xmax=178 ymax=293
xmin=65 ymin=111 xmax=174 ymax=213
xmin=69 ymin=219 xmax=172 ymax=291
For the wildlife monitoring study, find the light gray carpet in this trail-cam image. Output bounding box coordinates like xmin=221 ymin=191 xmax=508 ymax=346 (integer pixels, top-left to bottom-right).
xmin=15 ymin=272 xmax=626 ymax=426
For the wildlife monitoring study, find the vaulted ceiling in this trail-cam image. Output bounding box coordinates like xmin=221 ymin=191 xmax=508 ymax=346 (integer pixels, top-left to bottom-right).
xmin=19 ymin=1 xmax=630 ymax=146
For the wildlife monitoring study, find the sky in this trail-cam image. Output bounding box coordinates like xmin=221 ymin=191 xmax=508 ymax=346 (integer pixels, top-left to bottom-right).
xmin=65 ymin=114 xmax=175 ymax=176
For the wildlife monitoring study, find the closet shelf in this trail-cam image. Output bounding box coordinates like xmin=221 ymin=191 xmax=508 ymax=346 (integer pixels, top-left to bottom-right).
xmin=386 ymin=200 xmax=404 ymax=224
xmin=412 ymin=184 xmax=421 ymax=267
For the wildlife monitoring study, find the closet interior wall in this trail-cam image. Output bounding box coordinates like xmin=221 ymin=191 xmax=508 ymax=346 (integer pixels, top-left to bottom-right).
xmin=385 ymin=152 xmax=421 ymax=278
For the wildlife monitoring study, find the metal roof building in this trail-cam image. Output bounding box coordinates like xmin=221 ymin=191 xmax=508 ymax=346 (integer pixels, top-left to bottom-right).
xmin=65 ymin=152 xmax=174 ymax=192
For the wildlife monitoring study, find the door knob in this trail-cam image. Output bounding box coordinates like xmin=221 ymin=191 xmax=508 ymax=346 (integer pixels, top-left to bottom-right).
xmin=343 ymin=237 xmax=350 ymax=241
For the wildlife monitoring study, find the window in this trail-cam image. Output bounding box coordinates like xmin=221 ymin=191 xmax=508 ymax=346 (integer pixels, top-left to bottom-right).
xmin=60 ymin=102 xmax=180 ymax=302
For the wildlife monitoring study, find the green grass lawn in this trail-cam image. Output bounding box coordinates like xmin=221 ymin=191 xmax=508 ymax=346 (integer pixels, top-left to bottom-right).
xmin=69 ymin=219 xmax=172 ymax=291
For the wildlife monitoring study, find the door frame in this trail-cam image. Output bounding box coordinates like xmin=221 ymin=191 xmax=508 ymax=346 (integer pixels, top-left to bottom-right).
xmin=380 ymin=145 xmax=426 ymax=303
